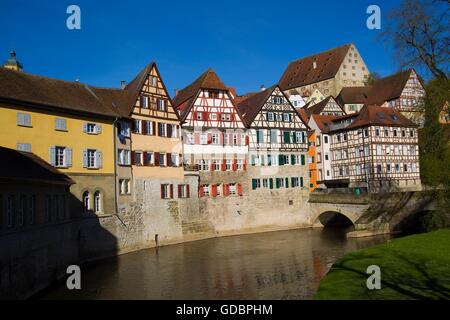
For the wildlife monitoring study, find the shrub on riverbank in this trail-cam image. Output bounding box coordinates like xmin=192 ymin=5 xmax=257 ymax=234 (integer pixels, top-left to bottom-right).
xmin=315 ymin=229 xmax=450 ymax=300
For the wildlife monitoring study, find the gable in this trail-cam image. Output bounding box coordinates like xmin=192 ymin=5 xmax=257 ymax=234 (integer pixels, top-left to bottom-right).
xmin=132 ymin=65 xmax=179 ymax=121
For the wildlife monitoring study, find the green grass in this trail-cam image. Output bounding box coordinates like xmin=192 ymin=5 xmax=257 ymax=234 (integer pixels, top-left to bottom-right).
xmin=315 ymin=229 xmax=450 ymax=300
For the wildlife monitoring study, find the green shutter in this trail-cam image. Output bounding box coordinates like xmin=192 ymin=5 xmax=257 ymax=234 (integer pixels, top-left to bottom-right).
xmin=284 ymin=131 xmax=290 ymax=143
xmin=291 ymin=155 xmax=295 ymax=165
xmin=278 ymin=155 xmax=284 ymax=166
xmin=291 ymin=177 xmax=295 ymax=187
xmin=300 ymin=177 xmax=304 ymax=187
xmin=301 ymin=155 xmax=306 ymax=166
xmin=285 ymin=178 xmax=289 ymax=188
xmin=252 ymin=179 xmax=257 ymax=190
xmin=269 ymin=178 xmax=274 ymax=189
xmin=276 ymin=178 xmax=280 ymax=189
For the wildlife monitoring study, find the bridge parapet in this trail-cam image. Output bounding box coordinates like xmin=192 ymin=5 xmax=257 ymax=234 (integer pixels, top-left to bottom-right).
xmin=309 ymin=193 xmax=369 ymax=205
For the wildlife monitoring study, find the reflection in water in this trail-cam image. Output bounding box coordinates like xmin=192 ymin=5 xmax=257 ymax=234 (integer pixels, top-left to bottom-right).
xmin=41 ymin=228 xmax=390 ymax=300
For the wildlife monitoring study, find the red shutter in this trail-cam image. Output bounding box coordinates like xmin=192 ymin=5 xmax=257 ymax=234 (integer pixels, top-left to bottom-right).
xmin=243 ymin=159 xmax=247 ymax=171
xmin=211 ymin=161 xmax=215 ymax=171
xmin=202 ymin=112 xmax=208 ymax=121
xmin=245 ymin=135 xmax=250 ymax=146
xmin=167 ymin=153 xmax=172 ymax=167
xmin=170 ymin=184 xmax=174 ymax=199
xmin=228 ymin=134 xmax=233 ymax=146
xmin=212 ymin=185 xmax=217 ymax=198
xmin=237 ymin=184 xmax=243 ymax=197
xmin=230 ymin=114 xmax=235 ymax=122
xmin=194 ymin=133 xmax=200 ymax=144
xmin=143 ymin=152 xmax=147 ymax=166
xmin=193 ymin=111 xmax=198 ymax=120
xmin=207 ymin=133 xmax=212 ymax=145
xmin=155 ymin=152 xmax=160 ymax=166
xmin=222 ymin=184 xmax=228 ymax=196
xmin=221 ymin=160 xmax=226 ymax=171
xmin=199 ymin=185 xmax=204 ymax=198
xmin=220 ymin=133 xmax=224 ymax=145
xmin=152 ymin=122 xmax=156 ymax=136
xmin=167 ymin=124 xmax=172 ymax=138
xmin=178 ymin=185 xmax=182 ymax=198
xmin=131 ymin=151 xmax=136 ymax=165
xmin=187 ymin=184 xmax=190 ymax=198
xmin=233 ymin=159 xmax=237 ymax=172
xmin=131 ymin=120 xmax=136 ymax=132
xmin=161 ymin=185 xmax=164 ymax=199
xmin=237 ymin=134 xmax=242 ymax=145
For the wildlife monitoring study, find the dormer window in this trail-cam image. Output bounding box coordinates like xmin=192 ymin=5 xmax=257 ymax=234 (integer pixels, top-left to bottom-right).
xmin=140 ymin=95 xmax=149 ymax=108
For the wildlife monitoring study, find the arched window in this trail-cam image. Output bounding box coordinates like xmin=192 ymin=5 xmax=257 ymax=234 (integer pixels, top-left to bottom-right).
xmin=82 ymin=191 xmax=90 ymax=213
xmin=94 ymin=191 xmax=102 ymax=214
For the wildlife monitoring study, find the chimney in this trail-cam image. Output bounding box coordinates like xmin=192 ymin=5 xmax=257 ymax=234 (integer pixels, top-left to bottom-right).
xmin=3 ymin=50 xmax=23 ymax=72
xmin=260 ymin=85 xmax=266 ymax=92
xmin=313 ymin=61 xmax=317 ymax=69
xmin=121 ymin=80 xmax=126 ymax=90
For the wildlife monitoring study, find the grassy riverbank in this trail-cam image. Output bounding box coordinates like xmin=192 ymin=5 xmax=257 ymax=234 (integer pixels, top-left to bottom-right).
xmin=315 ymin=229 xmax=450 ymax=300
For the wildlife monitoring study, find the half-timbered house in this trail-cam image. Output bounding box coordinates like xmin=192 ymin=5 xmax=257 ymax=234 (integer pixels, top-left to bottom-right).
xmin=173 ymin=68 xmax=248 ymax=198
xmin=327 ymin=106 xmax=421 ymax=192
xmin=305 ymin=96 xmax=346 ymax=118
xmin=236 ymin=85 xmax=309 ymax=194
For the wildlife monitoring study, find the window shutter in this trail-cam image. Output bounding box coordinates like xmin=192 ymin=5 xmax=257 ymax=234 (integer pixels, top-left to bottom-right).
xmin=199 ymin=185 xmax=204 ymax=198
xmin=207 ymin=133 xmax=212 ymax=144
xmin=211 ymin=161 xmax=215 ymax=171
xmin=302 ymin=132 xmax=306 ymax=143
xmin=212 ymin=185 xmax=217 ymax=198
xmin=170 ymin=184 xmax=174 ymax=199
xmin=221 ymin=160 xmax=226 ymax=171
xmin=142 ymin=121 xmax=147 ymax=135
xmin=83 ymin=149 xmax=88 ymax=168
xmin=230 ymin=114 xmax=235 ymax=122
xmin=66 ymin=148 xmax=73 ymax=167
xmin=187 ymin=184 xmax=190 ymax=198
xmin=276 ymin=178 xmax=280 ymax=189
xmin=301 ymin=155 xmax=306 ymax=165
xmin=237 ymin=134 xmax=242 ymax=145
xmin=219 ymin=133 xmax=224 ymax=145
xmin=178 ymin=185 xmax=182 ymax=198
xmin=83 ymin=123 xmax=87 ymax=133
xmin=243 ymin=159 xmax=247 ymax=171
xmin=161 ymin=185 xmax=164 ymax=199
xmin=285 ymin=178 xmax=289 ymax=188
xmin=300 ymin=177 xmax=304 ymax=188
xmin=142 ymin=152 xmax=148 ymax=166
xmin=291 ymin=155 xmax=295 ymax=165
xmin=131 ymin=151 xmax=136 ymax=165
xmin=96 ymin=124 xmax=102 ymax=134
xmin=96 ymin=151 xmax=103 ymax=169
xmin=193 ymin=111 xmax=198 ymax=120
xmin=167 ymin=124 xmax=173 ymax=138
xmin=279 ymin=155 xmax=284 ymax=166
xmin=17 ymin=113 xmax=23 ymax=125
xmin=202 ymin=112 xmax=208 ymax=121
xmin=167 ymin=153 xmax=172 ymax=167
xmin=269 ymin=178 xmax=274 ymax=189
xmin=194 ymin=133 xmax=200 ymax=144
xmin=50 ymin=146 xmax=56 ymax=166
xmin=155 ymin=152 xmax=160 ymax=166
xmin=245 ymin=135 xmax=250 ymax=146
xmin=252 ymin=179 xmax=257 ymax=190
xmin=232 ymin=159 xmax=237 ymax=171
xmin=237 ymin=184 xmax=243 ymax=196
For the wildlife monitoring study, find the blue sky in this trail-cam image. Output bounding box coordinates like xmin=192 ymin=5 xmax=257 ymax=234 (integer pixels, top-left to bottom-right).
xmin=0 ymin=0 xmax=403 ymax=96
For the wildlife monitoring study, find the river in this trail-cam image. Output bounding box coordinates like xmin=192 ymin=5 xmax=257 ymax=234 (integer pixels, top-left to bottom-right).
xmin=40 ymin=228 xmax=391 ymax=300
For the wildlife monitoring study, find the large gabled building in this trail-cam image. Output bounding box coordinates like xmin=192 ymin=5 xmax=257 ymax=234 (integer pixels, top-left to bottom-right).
xmin=279 ymin=43 xmax=370 ymax=98
xmin=236 ymin=85 xmax=309 ymax=192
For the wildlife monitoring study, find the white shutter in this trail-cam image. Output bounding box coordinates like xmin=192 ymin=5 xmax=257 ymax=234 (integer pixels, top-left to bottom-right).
xmin=17 ymin=113 xmax=24 ymax=125
xmin=83 ymin=149 xmax=88 ymax=168
xmin=96 ymin=151 xmax=103 ymax=169
xmin=83 ymin=123 xmax=87 ymax=133
xmin=25 ymin=114 xmax=31 ymax=126
xmin=50 ymin=146 xmax=56 ymax=166
xmin=66 ymin=148 xmax=73 ymax=167
xmin=96 ymin=124 xmax=102 ymax=134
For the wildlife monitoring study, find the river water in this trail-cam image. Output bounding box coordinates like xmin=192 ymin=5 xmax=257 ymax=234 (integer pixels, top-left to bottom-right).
xmin=40 ymin=228 xmax=391 ymax=300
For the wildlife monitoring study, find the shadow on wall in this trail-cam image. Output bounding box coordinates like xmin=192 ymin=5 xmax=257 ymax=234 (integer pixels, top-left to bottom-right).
xmin=0 ymin=193 xmax=119 ymax=300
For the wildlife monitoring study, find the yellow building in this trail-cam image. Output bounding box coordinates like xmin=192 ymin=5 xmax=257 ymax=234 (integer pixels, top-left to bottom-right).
xmin=0 ymin=66 xmax=121 ymax=215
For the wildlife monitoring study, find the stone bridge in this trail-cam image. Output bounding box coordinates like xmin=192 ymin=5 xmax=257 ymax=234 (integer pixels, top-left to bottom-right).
xmin=309 ymin=191 xmax=435 ymax=236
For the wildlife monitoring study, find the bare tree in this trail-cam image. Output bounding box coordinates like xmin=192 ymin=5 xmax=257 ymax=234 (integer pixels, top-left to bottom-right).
xmin=382 ymin=0 xmax=449 ymax=80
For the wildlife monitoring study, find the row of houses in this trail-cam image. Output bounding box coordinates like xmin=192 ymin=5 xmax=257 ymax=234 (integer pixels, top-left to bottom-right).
xmin=0 ymin=43 xmax=426 ymax=235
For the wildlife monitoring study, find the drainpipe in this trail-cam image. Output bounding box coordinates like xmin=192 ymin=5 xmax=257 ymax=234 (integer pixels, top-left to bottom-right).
xmin=113 ymin=117 xmax=119 ymax=214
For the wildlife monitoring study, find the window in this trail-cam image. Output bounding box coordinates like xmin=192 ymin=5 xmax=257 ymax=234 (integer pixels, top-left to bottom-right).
xmin=198 ymin=160 xmax=210 ymax=171
xmin=83 ymin=192 xmax=90 ymax=213
xmin=144 ymin=121 xmax=154 ymax=135
xmin=171 ymin=124 xmax=178 ymax=138
xmin=202 ymin=184 xmax=210 ymax=197
xmin=134 ymin=151 xmax=143 ymax=166
xmin=283 ymin=113 xmax=291 ymax=122
xmin=225 ymin=160 xmax=232 ymax=171
xmin=221 ymin=113 xmax=231 ymax=121
xmin=178 ymin=185 xmax=190 ymax=198
xmin=236 ymin=159 xmax=244 ymax=171
xmin=55 ymin=118 xmax=67 ymax=131
xmin=212 ymin=133 xmax=220 ymax=145
xmin=118 ymin=121 xmax=131 ymax=137
xmin=385 ymin=128 xmax=389 ymax=137
xmin=56 ymin=147 xmax=66 ymax=167
xmin=118 ymin=149 xmax=131 ymax=165
xmin=393 ymin=129 xmax=398 ymax=137
xmin=157 ymin=99 xmax=166 ymax=111
xmin=133 ymin=120 xmax=142 ymax=134
xmin=29 ymin=195 xmax=36 ymax=225
xmin=410 ymin=129 xmax=415 ymax=138
xmin=229 ymin=184 xmax=237 ymax=196
xmin=375 ymin=128 xmax=380 ymax=136
xmin=267 ymin=112 xmax=275 ymax=122
xmin=84 ymin=123 xmax=100 ymax=135
xmin=145 ymin=152 xmax=154 ymax=166
xmin=158 ymin=123 xmax=167 ymax=137
xmin=252 ymin=179 xmax=261 ymax=190
xmin=84 ymin=149 xmax=102 ymax=169
xmin=7 ymin=195 xmax=15 ymax=227
xmin=256 ymin=130 xmax=264 ymax=144
xmin=317 ymin=153 xmax=322 ymax=163
xmin=291 ymin=177 xmax=300 ymax=188
xmin=17 ymin=112 xmax=32 ymax=127
xmin=273 ymin=96 xmax=283 ymax=104
xmin=161 ymin=184 xmax=173 ymax=199
xmin=404 ymin=164 xmax=408 ymax=172
xmin=212 ymin=160 xmax=221 ymax=171
xmin=324 ymin=136 xmax=329 ymax=144
xmin=316 ymin=136 xmax=321 ymax=146
xmin=94 ymin=191 xmax=102 ymax=214
xmin=325 ymin=153 xmax=329 ymax=161
xmin=270 ymin=130 xmax=278 ymax=143
xmin=119 ymin=179 xmax=131 ymax=195
xmin=17 ymin=143 xmax=31 ymax=152
xmin=159 ymin=153 xmax=166 ymax=167
xmin=140 ymin=95 xmax=149 ymax=108
xmin=301 ymin=155 xmax=306 ymax=166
